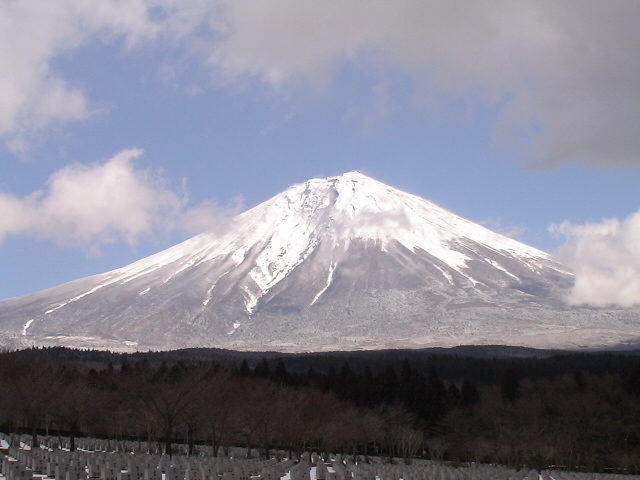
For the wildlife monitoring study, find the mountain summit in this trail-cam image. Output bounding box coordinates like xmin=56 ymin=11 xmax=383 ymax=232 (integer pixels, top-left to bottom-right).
xmin=1 ymin=172 xmax=639 ymax=352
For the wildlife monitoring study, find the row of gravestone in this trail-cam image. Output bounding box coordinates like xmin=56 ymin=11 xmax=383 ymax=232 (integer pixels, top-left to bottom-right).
xmin=0 ymin=434 xmax=295 ymax=480
xmin=23 ymin=436 xmax=218 ymax=458
xmin=334 ymin=457 xmax=640 ymax=480
xmin=2 ymin=433 xmax=640 ymax=480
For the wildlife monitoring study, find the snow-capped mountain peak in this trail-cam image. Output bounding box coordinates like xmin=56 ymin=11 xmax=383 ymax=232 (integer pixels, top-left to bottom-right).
xmin=20 ymin=172 xmax=564 ymax=317
xmin=3 ymin=171 xmax=637 ymax=353
xmin=227 ymin=171 xmax=557 ymax=285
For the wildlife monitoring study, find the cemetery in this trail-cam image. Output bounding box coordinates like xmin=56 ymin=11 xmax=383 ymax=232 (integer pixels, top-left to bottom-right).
xmin=2 ymin=433 xmax=640 ymax=480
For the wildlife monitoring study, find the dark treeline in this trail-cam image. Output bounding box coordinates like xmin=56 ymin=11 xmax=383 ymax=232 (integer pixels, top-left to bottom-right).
xmin=0 ymin=349 xmax=427 ymax=463
xmin=1 ymin=347 xmax=640 ymax=473
xmin=10 ymin=345 xmax=640 ymax=385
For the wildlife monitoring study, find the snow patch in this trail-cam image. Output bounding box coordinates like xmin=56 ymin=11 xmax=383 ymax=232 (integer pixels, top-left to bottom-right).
xmin=241 ymin=286 xmax=259 ymax=314
xmin=43 ymin=335 xmax=98 ymax=341
xmin=45 ymin=284 xmax=108 ymax=313
xmin=203 ymin=272 xmax=228 ymax=306
xmin=232 ymin=248 xmax=248 ymax=264
xmin=483 ymin=258 xmax=520 ymax=280
xmin=311 ymin=262 xmax=337 ymax=306
xmin=432 ymin=264 xmax=454 ymax=285
xmin=22 ymin=319 xmax=34 ymax=336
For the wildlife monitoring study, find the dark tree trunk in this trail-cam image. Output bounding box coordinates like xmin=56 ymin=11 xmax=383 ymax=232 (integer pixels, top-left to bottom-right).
xmin=187 ymin=426 xmax=195 ymax=456
xmin=31 ymin=425 xmax=39 ymax=448
xmin=245 ymin=436 xmax=253 ymax=458
xmin=165 ymin=425 xmax=173 ymax=457
xmin=211 ymin=432 xmax=220 ymax=457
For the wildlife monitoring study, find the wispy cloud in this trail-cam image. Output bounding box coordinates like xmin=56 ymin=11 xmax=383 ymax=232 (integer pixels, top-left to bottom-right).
xmin=0 ymin=0 xmax=206 ymax=154
xmin=3 ymin=1 xmax=640 ymax=167
xmin=204 ymin=1 xmax=640 ymax=167
xmin=0 ymin=148 xmax=235 ymax=254
xmin=479 ymin=219 xmax=526 ymax=241
xmin=551 ymin=213 xmax=640 ymax=307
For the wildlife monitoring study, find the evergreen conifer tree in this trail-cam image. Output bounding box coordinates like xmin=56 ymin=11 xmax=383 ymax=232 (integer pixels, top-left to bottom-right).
xmin=460 ymin=379 xmax=480 ymax=406
xmin=501 ymin=369 xmax=520 ymax=404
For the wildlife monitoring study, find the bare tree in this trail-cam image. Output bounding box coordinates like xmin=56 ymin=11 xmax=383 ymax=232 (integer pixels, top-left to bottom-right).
xmin=51 ymin=376 xmax=97 ymax=451
xmin=277 ymin=388 xmax=341 ymax=461
xmin=6 ymin=359 xmax=61 ymax=447
xmin=377 ymin=404 xmax=419 ymax=463
xmin=130 ymin=363 xmax=209 ymax=456
xmin=232 ymin=378 xmax=290 ymax=459
xmin=325 ymin=406 xmax=383 ymax=463
xmin=389 ymin=425 xmax=422 ymax=464
xmin=186 ymin=368 xmax=233 ymax=456
xmin=203 ymin=380 xmax=235 ymax=456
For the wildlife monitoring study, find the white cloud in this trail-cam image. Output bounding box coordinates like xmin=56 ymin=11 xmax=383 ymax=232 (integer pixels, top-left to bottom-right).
xmin=203 ymin=0 xmax=640 ymax=167
xmin=551 ymin=213 xmax=640 ymax=307
xmin=0 ymin=2 xmax=86 ymax=152
xmin=0 ymin=0 xmax=203 ymax=153
xmin=0 ymin=148 xmax=233 ymax=252
xmin=3 ymin=1 xmax=640 ymax=167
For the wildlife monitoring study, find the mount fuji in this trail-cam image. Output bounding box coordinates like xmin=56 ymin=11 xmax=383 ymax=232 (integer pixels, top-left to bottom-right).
xmin=1 ymin=172 xmax=639 ymax=352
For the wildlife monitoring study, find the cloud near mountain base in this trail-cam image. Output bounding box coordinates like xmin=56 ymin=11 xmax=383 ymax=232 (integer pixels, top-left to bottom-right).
xmin=551 ymin=213 xmax=640 ymax=308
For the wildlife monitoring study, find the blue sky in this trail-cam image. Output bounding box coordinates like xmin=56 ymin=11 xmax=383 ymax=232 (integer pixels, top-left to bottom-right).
xmin=1 ymin=1 xmax=640 ymax=306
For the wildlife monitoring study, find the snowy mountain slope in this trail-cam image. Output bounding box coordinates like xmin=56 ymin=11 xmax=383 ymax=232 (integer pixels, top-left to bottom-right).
xmin=1 ymin=171 xmax=639 ymax=352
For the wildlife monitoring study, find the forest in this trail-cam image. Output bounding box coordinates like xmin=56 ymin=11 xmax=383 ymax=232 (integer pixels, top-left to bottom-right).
xmin=1 ymin=347 xmax=640 ymax=474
